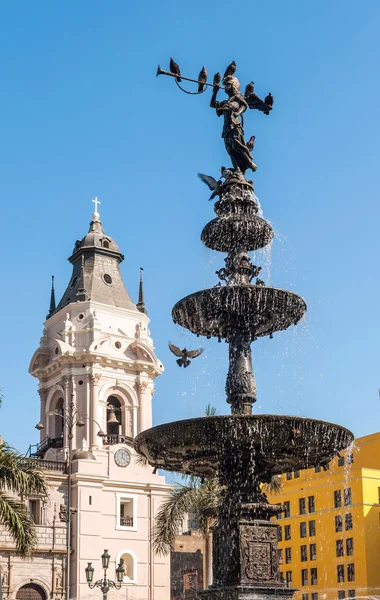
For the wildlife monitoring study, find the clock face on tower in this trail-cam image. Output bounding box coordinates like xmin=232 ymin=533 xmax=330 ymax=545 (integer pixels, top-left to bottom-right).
xmin=114 ymin=448 xmax=131 ymax=468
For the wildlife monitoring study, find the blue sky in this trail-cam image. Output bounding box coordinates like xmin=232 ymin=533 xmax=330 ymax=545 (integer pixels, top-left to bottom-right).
xmin=0 ymin=1 xmax=379 ymax=452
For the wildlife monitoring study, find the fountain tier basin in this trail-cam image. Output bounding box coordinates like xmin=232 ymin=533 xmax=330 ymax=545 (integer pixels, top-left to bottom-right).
xmin=201 ymin=215 xmax=273 ymax=252
xmin=134 ymin=415 xmax=354 ymax=480
xmin=172 ymin=285 xmax=306 ymax=339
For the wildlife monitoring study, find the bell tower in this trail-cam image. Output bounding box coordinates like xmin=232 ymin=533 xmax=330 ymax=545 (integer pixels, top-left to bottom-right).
xmin=28 ymin=202 xmax=169 ymax=600
xmin=30 ymin=203 xmax=163 ymax=455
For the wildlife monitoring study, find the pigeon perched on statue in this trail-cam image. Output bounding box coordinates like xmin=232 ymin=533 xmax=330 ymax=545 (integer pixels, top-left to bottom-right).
xmin=198 ymin=66 xmax=208 ymax=92
xmin=169 ymin=343 xmax=204 ymax=368
xmin=222 ymin=61 xmax=236 ymax=82
xmin=213 ymin=72 xmax=221 ymax=88
xmin=246 ymin=136 xmax=256 ymax=152
xmin=169 ymin=57 xmax=181 ymax=82
xmin=264 ymin=92 xmax=274 ymax=107
xmin=198 ymin=173 xmax=222 ymax=200
xmin=244 ymin=82 xmax=255 ymax=97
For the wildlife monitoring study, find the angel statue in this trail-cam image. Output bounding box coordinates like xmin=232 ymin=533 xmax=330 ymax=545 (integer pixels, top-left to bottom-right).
xmin=211 ymin=75 xmax=256 ymax=176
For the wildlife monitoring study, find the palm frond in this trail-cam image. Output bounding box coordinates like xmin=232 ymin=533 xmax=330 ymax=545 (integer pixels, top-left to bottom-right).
xmin=134 ymin=454 xmax=148 ymax=468
xmin=153 ymin=482 xmax=219 ymax=556
xmin=262 ymin=474 xmax=283 ymax=495
xmin=204 ymin=404 xmax=217 ymax=417
xmin=0 ymin=491 xmax=37 ymax=556
xmin=0 ymin=445 xmax=47 ymax=496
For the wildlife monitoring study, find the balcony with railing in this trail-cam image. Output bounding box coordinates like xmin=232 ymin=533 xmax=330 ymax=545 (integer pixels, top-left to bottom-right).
xmin=120 ymin=515 xmax=134 ymax=527
xmin=102 ymin=434 xmax=133 ymax=446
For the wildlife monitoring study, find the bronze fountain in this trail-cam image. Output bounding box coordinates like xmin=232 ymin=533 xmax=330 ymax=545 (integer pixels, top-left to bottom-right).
xmin=135 ymin=60 xmax=353 ymax=600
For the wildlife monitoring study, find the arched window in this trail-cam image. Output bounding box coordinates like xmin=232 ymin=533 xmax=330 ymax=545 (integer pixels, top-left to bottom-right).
xmin=116 ymin=550 xmax=137 ymax=584
xmin=103 ymin=240 xmax=109 ymax=248
xmin=107 ymin=396 xmax=122 ymax=435
xmin=54 ymin=398 xmax=64 ymax=438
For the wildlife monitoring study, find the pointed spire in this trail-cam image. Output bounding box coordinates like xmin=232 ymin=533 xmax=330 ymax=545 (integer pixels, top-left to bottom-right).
xmin=47 ymin=275 xmax=56 ymax=319
xmin=76 ymin=255 xmax=87 ymax=301
xmin=136 ymin=267 xmax=147 ymax=315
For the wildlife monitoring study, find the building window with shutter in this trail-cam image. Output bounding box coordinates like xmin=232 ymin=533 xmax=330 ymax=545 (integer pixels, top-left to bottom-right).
xmin=335 ymin=515 xmax=343 ymax=532
xmin=285 ymin=548 xmax=292 ymax=564
xmin=278 ymin=549 xmax=283 ymax=564
xmin=301 ymin=569 xmax=308 ymax=586
xmin=285 ymin=525 xmax=291 ymax=540
xmin=300 ymin=522 xmax=307 ymax=538
xmin=28 ymin=499 xmax=41 ymax=525
xmin=348 ymin=590 xmax=355 ymax=598
xmin=337 ymin=565 xmax=345 ymax=583
xmin=346 ymin=538 xmax=354 ymax=556
xmin=278 ymin=526 xmax=283 ymax=542
xmin=309 ymin=520 xmax=316 ymax=536
xmin=294 ymin=471 xmax=300 ymax=478
xmin=299 ymin=498 xmax=306 ymax=515
xmin=311 ymin=594 xmax=318 ymax=600
xmin=286 ymin=472 xmax=292 ymax=480
xmin=302 ymin=595 xmax=309 ymax=600
xmin=116 ymin=494 xmax=137 ymax=530
xmin=344 ymin=488 xmax=352 ymax=506
xmin=286 ymin=571 xmax=292 ymax=587
xmin=338 ymin=456 xmax=345 ymax=467
xmin=347 ymin=564 xmax=355 ymax=582
xmin=336 ymin=539 xmax=344 ymax=557
xmin=334 ymin=490 xmax=342 ymax=508
xmin=301 ymin=545 xmax=307 ymax=561
xmin=284 ymin=501 xmax=291 ymax=518
xmin=308 ymin=496 xmax=315 ymax=513
xmin=310 ymin=543 xmax=316 ymax=560
xmin=345 ymin=514 xmax=353 ymax=530
xmin=338 ymin=592 xmax=345 ymax=600
xmin=311 ymin=568 xmax=318 ymax=585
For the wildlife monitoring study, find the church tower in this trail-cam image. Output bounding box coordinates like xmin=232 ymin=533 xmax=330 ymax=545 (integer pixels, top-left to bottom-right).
xmin=28 ymin=202 xmax=170 ymax=600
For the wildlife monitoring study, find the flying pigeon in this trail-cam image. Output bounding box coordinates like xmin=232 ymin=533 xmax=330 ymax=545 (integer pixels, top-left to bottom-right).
xmin=198 ymin=66 xmax=208 ymax=92
xmin=198 ymin=173 xmax=222 ymax=200
xmin=246 ymin=136 xmax=256 ymax=152
xmin=244 ymin=82 xmax=255 ymax=97
xmin=264 ymin=92 xmax=274 ymax=107
xmin=222 ymin=61 xmax=236 ymax=82
xmin=213 ymin=72 xmax=221 ymax=87
xmin=169 ymin=343 xmax=204 ymax=368
xmin=170 ymin=57 xmax=181 ymax=82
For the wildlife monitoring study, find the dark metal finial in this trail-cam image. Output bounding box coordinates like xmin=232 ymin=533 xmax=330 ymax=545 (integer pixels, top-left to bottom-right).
xmin=137 ymin=267 xmax=147 ymax=315
xmin=47 ymin=275 xmax=56 ymax=318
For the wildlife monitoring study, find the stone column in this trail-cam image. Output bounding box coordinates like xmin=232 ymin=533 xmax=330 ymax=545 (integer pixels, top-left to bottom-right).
xmin=90 ymin=374 xmax=101 ymax=448
xmin=137 ymin=381 xmax=152 ymax=433
xmin=62 ymin=376 xmax=70 ymax=451
xmin=38 ymin=389 xmax=48 ymax=440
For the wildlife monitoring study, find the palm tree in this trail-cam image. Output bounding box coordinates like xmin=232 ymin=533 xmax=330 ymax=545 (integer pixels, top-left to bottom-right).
xmin=0 ymin=442 xmax=47 ymax=555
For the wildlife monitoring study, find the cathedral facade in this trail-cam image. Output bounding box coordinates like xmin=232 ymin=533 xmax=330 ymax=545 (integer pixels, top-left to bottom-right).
xmin=0 ymin=206 xmax=170 ymax=600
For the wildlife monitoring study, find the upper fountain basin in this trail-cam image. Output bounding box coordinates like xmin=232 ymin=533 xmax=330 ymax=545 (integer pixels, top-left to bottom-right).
xmin=201 ymin=214 xmax=273 ymax=252
xmin=172 ymin=285 xmax=307 ymax=339
xmin=134 ymin=415 xmax=354 ymax=480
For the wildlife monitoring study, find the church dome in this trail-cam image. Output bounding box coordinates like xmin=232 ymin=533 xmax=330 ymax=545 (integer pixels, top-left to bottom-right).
xmin=73 ymin=219 xmax=121 ymax=255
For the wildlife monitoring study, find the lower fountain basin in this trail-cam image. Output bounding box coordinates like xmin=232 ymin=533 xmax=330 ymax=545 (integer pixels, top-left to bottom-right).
xmin=172 ymin=285 xmax=307 ymax=339
xmin=134 ymin=415 xmax=354 ymax=480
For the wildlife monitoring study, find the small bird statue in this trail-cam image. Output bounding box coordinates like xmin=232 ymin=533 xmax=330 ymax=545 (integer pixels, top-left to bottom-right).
xmin=256 ymin=278 xmax=265 ymax=286
xmin=198 ymin=173 xmax=222 ymax=201
xmin=169 ymin=343 xmax=203 ymax=368
xmin=170 ymin=57 xmax=181 ymax=82
xmin=246 ymin=135 xmax=256 ymax=152
xmin=213 ymin=72 xmax=221 ymax=87
xmin=264 ymin=92 xmax=274 ymax=107
xmin=244 ymin=81 xmax=255 ymax=97
xmin=222 ymin=60 xmax=236 ymax=82
xmin=198 ymin=66 xmax=208 ymax=92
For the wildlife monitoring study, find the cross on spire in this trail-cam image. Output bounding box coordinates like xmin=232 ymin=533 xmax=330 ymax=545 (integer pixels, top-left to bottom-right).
xmin=92 ymin=197 xmax=101 ymax=220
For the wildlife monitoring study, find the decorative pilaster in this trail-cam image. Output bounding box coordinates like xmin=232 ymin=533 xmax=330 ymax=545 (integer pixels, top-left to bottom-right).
xmin=62 ymin=376 xmax=70 ymax=450
xmin=38 ymin=388 xmax=48 ymax=438
xmin=137 ymin=380 xmax=151 ymax=433
xmin=90 ymin=373 xmax=101 ymax=448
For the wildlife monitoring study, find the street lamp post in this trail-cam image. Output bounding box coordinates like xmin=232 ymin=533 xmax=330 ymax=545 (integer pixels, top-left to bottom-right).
xmin=35 ymin=393 xmax=106 ymax=600
xmin=85 ymin=550 xmax=125 ymax=600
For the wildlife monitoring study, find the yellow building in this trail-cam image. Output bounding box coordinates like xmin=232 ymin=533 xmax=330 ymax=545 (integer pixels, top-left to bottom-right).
xmin=266 ymin=431 xmax=380 ymax=600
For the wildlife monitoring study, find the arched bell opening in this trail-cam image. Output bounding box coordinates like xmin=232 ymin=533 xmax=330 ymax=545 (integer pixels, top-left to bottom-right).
xmin=107 ymin=395 xmax=122 ymax=435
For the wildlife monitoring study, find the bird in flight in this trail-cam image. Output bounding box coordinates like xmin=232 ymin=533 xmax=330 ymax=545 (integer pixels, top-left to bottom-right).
xmin=198 ymin=173 xmax=222 ymax=201
xmin=170 ymin=57 xmax=181 ymax=82
xmin=169 ymin=343 xmax=204 ymax=368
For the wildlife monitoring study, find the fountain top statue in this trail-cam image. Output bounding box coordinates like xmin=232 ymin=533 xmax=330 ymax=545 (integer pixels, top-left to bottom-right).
xmin=156 ymin=59 xmax=273 ymax=178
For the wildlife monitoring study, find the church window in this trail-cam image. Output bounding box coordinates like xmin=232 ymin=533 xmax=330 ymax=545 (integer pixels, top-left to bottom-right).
xmin=116 ymin=494 xmax=137 ymax=531
xmin=55 ymin=347 xmax=59 ymax=355
xmin=115 ymin=341 xmax=122 ymax=349
xmin=78 ymin=313 xmax=84 ymax=320
xmin=89 ymin=496 xmax=92 ymax=505
xmin=54 ymin=398 xmax=64 ymax=438
xmin=103 ymin=240 xmax=109 ymax=248
xmin=103 ymin=273 xmax=113 ymax=285
xmin=78 ymin=380 xmax=83 ymax=386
